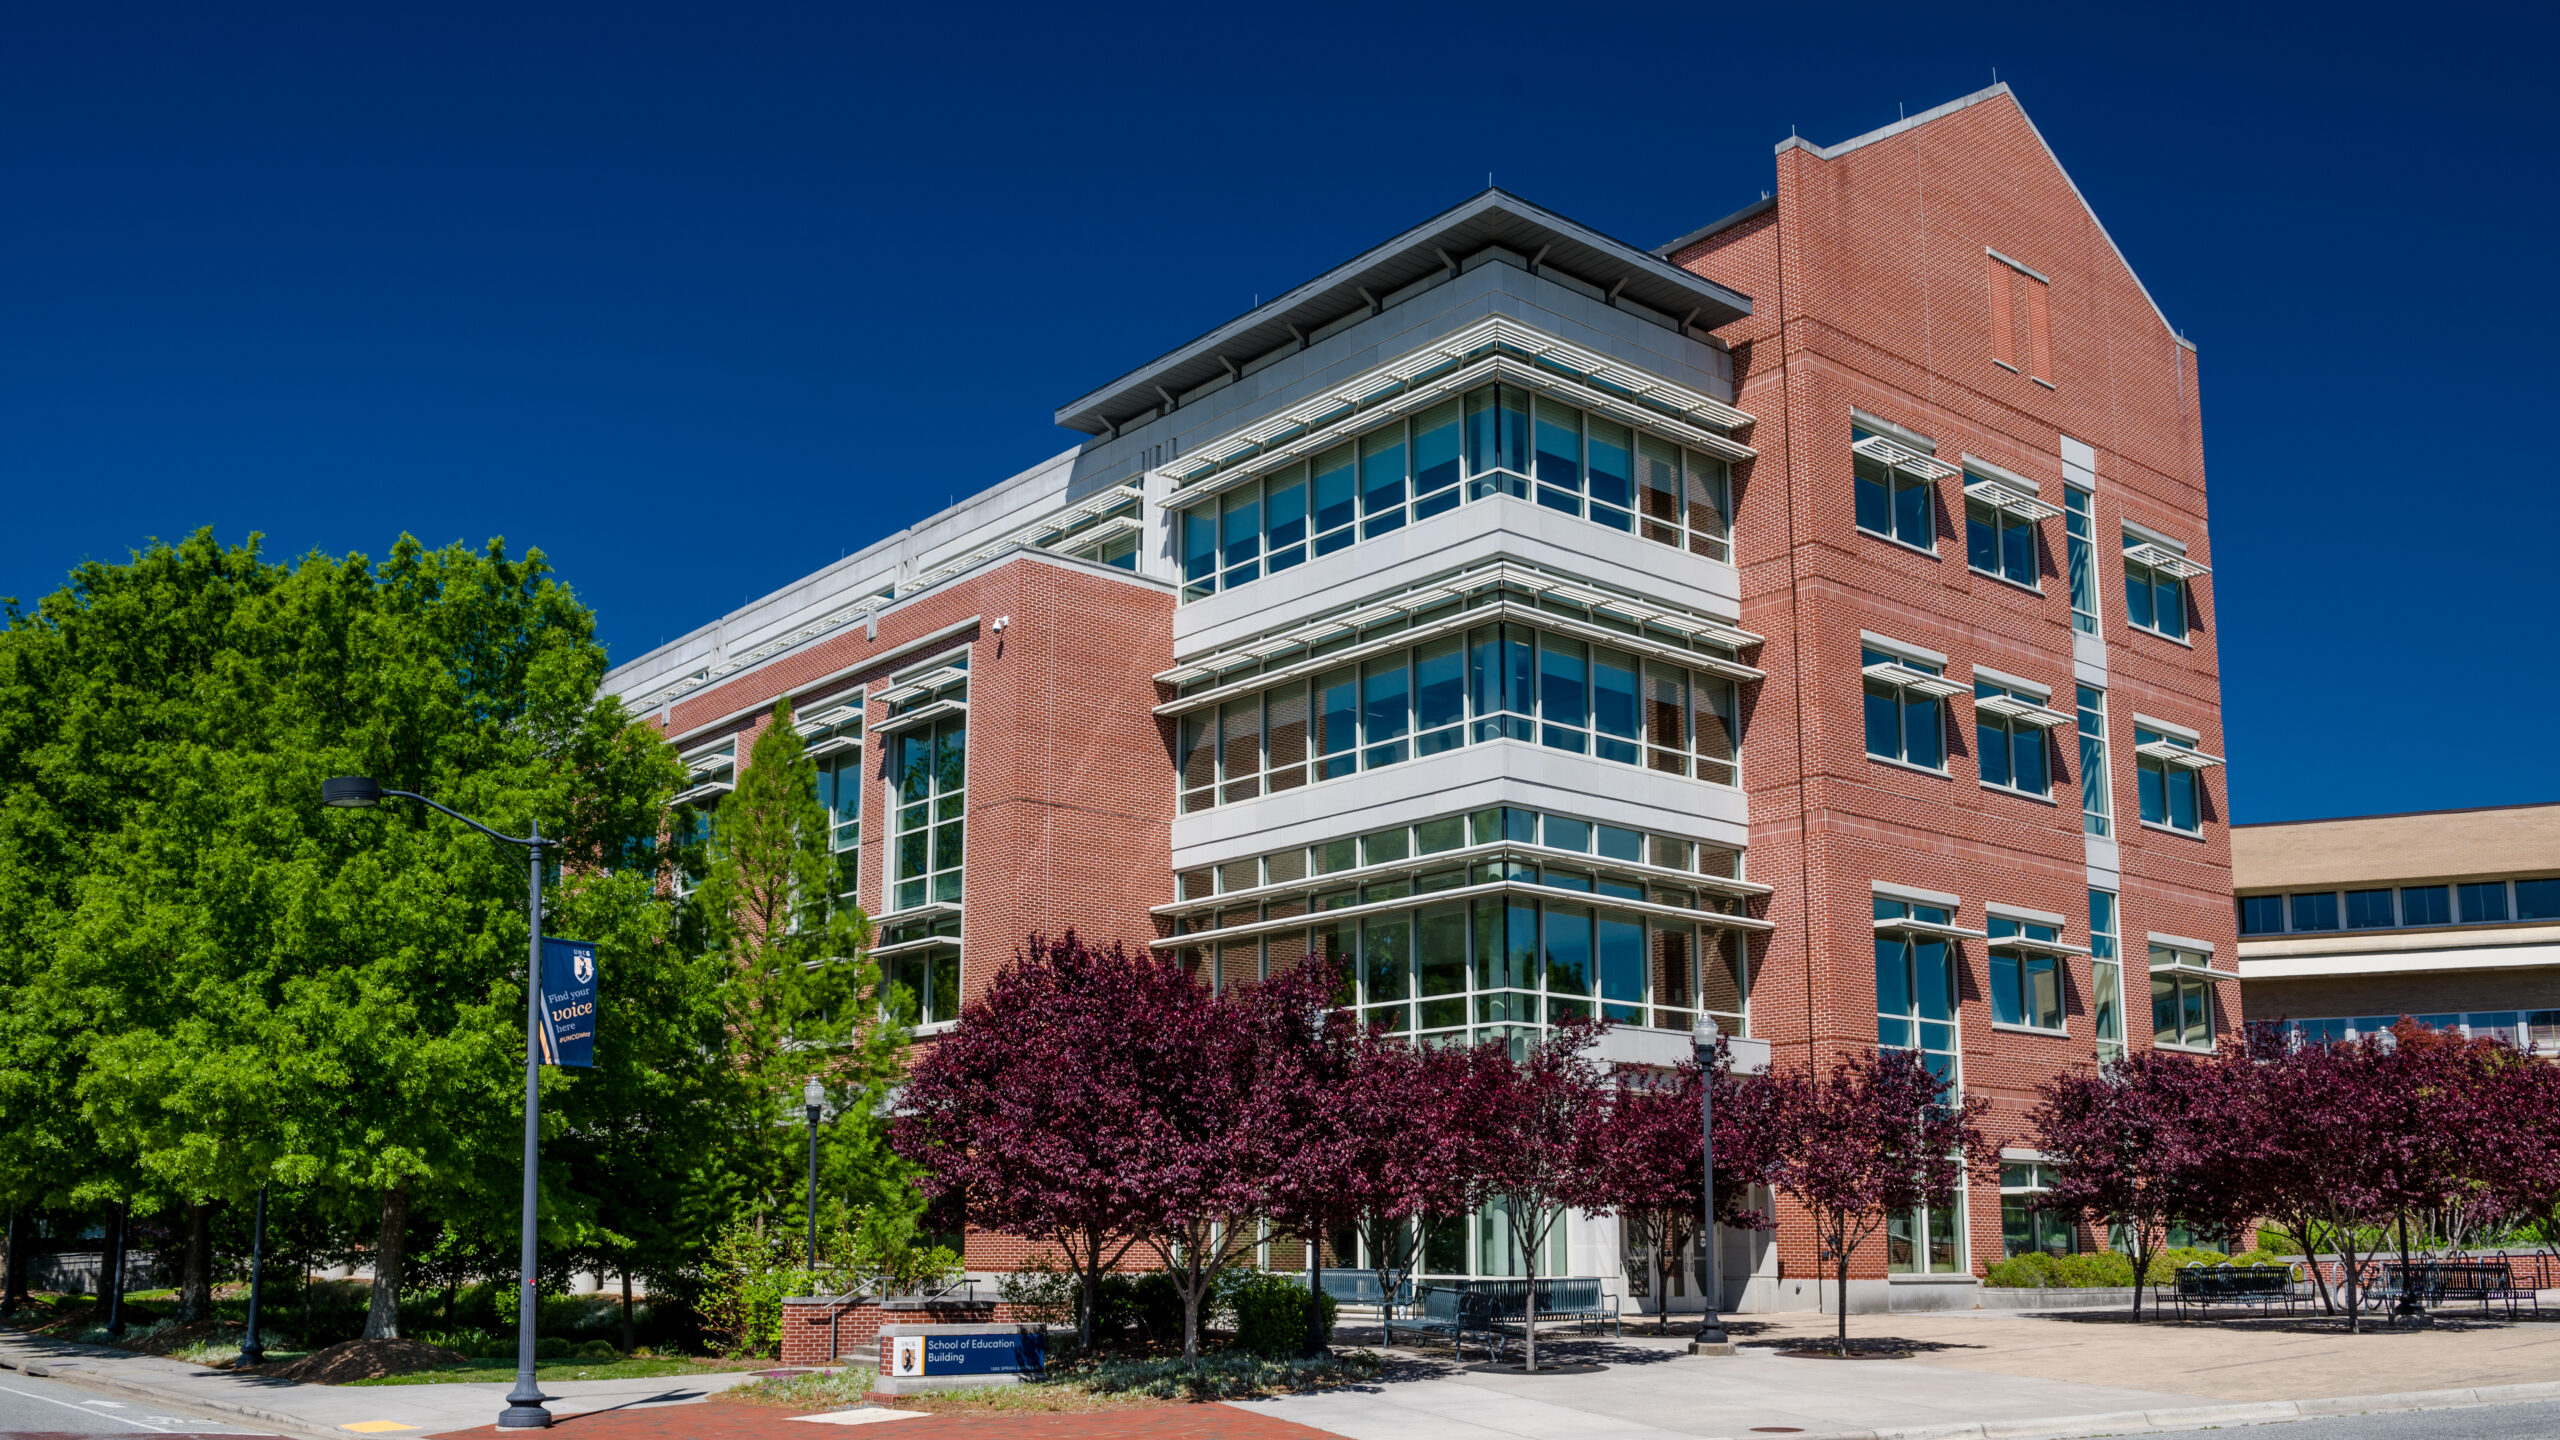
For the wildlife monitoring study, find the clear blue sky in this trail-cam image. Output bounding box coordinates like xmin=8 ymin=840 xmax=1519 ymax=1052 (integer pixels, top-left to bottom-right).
xmin=5 ymin=3 xmax=2551 ymax=823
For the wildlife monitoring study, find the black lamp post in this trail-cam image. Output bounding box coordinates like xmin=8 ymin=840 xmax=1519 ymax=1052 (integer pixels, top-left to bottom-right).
xmin=1304 ymin=1003 xmax=1330 ymax=1360
xmin=2 ymin=1210 xmax=22 ymax=1317
xmin=103 ymin=1203 xmax=128 ymax=1338
xmin=1690 ymin=1014 xmax=1728 ymax=1351
xmin=239 ymin=1187 xmax=269 ymax=1367
xmin=803 ymin=1078 xmax=825 ymax=1286
xmin=323 ymin=775 xmax=553 ymax=1429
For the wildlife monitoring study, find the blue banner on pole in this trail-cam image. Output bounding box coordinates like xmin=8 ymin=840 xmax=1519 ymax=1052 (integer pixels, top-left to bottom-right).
xmin=538 ymin=937 xmax=597 ymax=1068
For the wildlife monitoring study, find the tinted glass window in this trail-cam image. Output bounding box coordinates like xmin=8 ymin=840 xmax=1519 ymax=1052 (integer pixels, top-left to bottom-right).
xmin=2238 ymin=895 xmax=2284 ymax=935
xmin=2460 ymin=882 xmax=2511 ymax=924
xmin=2401 ymin=885 xmax=2450 ymax=926
xmin=2344 ymin=889 xmax=2396 ymax=929
xmin=2289 ymin=892 xmax=2339 ymax=932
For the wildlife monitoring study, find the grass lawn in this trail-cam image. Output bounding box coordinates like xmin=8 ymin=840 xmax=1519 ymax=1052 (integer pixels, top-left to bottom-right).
xmin=345 ymin=1356 xmax=769 ymax=1386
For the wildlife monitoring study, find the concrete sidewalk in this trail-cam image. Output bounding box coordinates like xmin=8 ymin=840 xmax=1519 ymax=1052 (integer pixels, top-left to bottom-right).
xmin=1239 ymin=1309 xmax=2560 ymax=1440
xmin=0 ymin=1330 xmax=767 ymax=1438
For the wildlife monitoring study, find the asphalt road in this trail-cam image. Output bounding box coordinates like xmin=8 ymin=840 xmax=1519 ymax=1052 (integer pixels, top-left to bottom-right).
xmin=0 ymin=1370 xmax=268 ymax=1437
xmin=2219 ymin=1401 xmax=2560 ymax=1439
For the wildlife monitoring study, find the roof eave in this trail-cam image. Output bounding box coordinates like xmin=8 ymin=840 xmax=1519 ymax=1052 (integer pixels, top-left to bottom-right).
xmin=1052 ymin=189 xmax=1751 ymax=437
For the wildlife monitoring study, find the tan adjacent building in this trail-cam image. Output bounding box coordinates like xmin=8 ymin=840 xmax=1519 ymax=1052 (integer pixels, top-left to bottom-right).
xmin=2235 ymin=803 xmax=2560 ymax=1045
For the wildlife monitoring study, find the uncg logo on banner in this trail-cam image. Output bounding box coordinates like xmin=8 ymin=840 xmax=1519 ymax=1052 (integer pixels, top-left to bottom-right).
xmin=538 ymin=937 xmax=598 ymax=1068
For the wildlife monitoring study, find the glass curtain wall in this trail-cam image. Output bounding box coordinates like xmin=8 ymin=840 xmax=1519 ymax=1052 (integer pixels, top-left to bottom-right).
xmin=1179 ymin=382 xmax=1732 ymax=601
xmin=1177 ymin=623 xmax=1737 ymax=812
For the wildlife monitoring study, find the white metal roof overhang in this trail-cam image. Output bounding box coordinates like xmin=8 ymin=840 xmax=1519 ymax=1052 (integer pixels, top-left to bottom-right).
xmin=1055 ymin=190 xmax=1752 ymax=437
xmin=1157 ymin=317 xmax=1754 ymax=501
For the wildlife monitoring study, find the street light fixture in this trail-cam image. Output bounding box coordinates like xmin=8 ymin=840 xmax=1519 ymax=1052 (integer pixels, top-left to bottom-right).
xmin=804 ymin=1077 xmax=826 ymax=1289
xmin=1690 ymin=1013 xmax=1729 ymax=1351
xmin=324 ymin=776 xmax=555 ymax=1430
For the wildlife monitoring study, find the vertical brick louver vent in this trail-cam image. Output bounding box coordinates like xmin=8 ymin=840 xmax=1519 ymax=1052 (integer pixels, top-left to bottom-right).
xmin=1985 ymin=250 xmax=2053 ymax=386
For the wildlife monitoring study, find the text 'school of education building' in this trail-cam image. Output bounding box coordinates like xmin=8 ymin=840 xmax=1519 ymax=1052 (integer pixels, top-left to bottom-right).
xmin=605 ymin=85 xmax=2234 ymax=1316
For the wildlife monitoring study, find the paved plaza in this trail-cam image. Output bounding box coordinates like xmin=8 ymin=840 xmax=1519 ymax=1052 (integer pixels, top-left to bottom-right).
xmin=12 ymin=1309 xmax=2560 ymax=1440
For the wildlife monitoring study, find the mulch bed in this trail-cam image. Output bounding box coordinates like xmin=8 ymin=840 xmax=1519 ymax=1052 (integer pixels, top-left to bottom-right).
xmin=245 ymin=1336 xmax=467 ymax=1382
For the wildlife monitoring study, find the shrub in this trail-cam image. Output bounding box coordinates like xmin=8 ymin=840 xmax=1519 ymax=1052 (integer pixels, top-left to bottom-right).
xmin=412 ymin=1326 xmax=508 ymax=1356
xmin=1085 ymin=1272 xmax=1186 ymax=1349
xmin=573 ymin=1340 xmax=619 ymax=1360
xmin=995 ymin=1258 xmax=1076 ymax=1326
xmin=1220 ymin=1271 xmax=1336 ymax=1358
xmin=534 ymin=1337 xmax=570 ymax=1360
xmin=700 ymin=1223 xmax=815 ymax=1359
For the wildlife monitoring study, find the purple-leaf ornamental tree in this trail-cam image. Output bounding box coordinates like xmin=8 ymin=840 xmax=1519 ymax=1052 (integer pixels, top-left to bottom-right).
xmin=893 ymin=932 xmax=1181 ymax=1349
xmin=1765 ymin=1047 xmax=1991 ymax=1357
xmin=2234 ymin=1019 xmax=2514 ymax=1332
xmin=1466 ymin=1020 xmax=1617 ymax=1373
xmin=2027 ymin=1049 xmax=2248 ymax=1320
xmin=1254 ymin=972 xmax=1482 ymax=1348
xmin=1593 ymin=1042 xmax=1783 ymax=1333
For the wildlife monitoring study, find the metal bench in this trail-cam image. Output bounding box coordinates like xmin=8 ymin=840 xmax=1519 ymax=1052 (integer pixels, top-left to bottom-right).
xmin=2372 ymin=1260 xmax=2540 ymax=1317
xmin=1464 ymin=1276 xmax=1622 ymax=1340
xmin=1398 ymin=1284 xmax=1504 ymax=1360
xmin=2172 ymin=1262 xmax=2299 ymax=1320
xmin=1317 ymin=1268 xmax=1417 ymax=1343
xmin=1317 ymin=1268 xmax=1415 ymax=1310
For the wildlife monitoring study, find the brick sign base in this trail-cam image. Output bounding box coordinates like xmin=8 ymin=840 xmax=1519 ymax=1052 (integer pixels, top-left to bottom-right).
xmin=777 ymin=1296 xmax=1034 ymax=1367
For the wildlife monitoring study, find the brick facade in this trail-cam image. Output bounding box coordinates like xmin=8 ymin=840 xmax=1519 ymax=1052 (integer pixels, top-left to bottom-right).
xmin=1672 ymin=86 xmax=2232 ymax=1290
xmin=619 ymin=83 xmax=2230 ymax=1309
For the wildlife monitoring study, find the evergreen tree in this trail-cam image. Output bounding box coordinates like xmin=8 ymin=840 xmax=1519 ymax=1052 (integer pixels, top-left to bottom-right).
xmin=687 ymin=700 xmax=907 ymax=1238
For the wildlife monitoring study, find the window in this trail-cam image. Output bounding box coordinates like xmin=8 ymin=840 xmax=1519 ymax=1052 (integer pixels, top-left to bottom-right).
xmin=2520 ymin=879 xmax=2560 ymax=921
xmin=1987 ymin=251 xmax=2052 ymax=383
xmin=1974 ymin=679 xmax=2057 ymax=798
xmin=2133 ymin=727 xmax=2207 ymax=833
xmin=878 ymin=912 xmax=961 ymax=1028
xmin=2002 ymin=1162 xmax=2076 ymax=1258
xmin=2150 ymin=947 xmax=2215 ymax=1050
xmin=886 ymin=662 xmax=968 ymax=912
xmin=1987 ymin=917 xmax=2065 ymax=1030
xmin=1875 ymin=899 xmax=1958 ymax=1089
xmin=1863 ymin=647 xmax=1952 ymax=771
xmin=2090 ymin=891 xmax=2123 ymax=1064
xmin=2400 ymin=885 xmax=2451 ymax=926
xmin=2064 ymin=487 xmax=2098 ymax=633
xmin=2344 ymin=889 xmax=2395 ymax=930
xmin=1178 ymin=621 xmax=1737 ymax=810
xmin=2460 ymin=882 xmax=2511 ymax=924
xmin=2077 ymin=687 xmax=2110 ymax=835
xmin=1889 ymin=1196 xmax=1966 ymax=1275
xmin=2123 ymin=532 xmax=2203 ymax=641
xmin=2237 ymin=895 xmax=2284 ymax=936
xmin=804 ymin=702 xmax=866 ymax=900
xmin=1853 ymin=429 xmax=1937 ymax=550
xmin=1176 ymin=383 xmax=1731 ymax=601
xmin=1169 ymin=806 xmax=1753 ymax=1049
xmin=1965 ymin=475 xmax=2041 ymax=588
xmin=2288 ymin=892 xmax=2339 ymax=932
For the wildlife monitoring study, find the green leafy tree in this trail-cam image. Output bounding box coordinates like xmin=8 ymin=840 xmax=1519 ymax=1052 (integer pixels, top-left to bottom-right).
xmin=0 ymin=531 xmax=694 ymax=1339
xmin=686 ymin=702 xmax=907 ymax=1238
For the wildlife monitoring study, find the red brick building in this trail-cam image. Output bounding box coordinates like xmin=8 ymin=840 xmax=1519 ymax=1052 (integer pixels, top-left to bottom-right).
xmin=606 ymin=83 xmax=2234 ymax=1315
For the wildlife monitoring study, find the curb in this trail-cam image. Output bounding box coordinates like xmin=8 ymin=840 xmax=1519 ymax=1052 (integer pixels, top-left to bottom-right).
xmin=0 ymin=1348 xmax=353 ymax=1440
xmin=1748 ymin=1378 xmax=2560 ymax=1440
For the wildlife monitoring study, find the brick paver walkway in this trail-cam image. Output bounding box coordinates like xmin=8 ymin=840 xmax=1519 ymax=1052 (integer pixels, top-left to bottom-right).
xmin=441 ymin=1401 xmax=1337 ymax=1439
